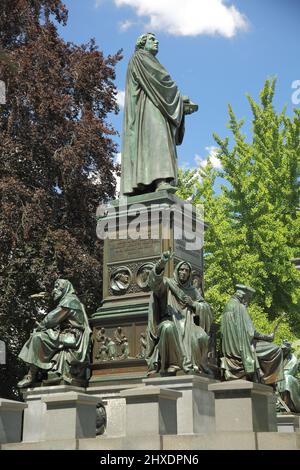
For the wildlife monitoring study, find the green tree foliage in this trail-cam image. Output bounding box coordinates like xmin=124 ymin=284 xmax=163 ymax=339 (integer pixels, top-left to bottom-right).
xmin=177 ymin=79 xmax=300 ymax=342
xmin=0 ymin=0 xmax=122 ymax=398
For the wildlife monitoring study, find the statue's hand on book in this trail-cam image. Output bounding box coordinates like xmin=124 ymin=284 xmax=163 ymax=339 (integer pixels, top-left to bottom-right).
xmin=182 ymin=96 xmax=198 ymax=115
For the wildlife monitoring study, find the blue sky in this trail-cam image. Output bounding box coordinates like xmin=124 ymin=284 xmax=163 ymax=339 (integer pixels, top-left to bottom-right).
xmin=57 ymin=0 xmax=300 ymax=171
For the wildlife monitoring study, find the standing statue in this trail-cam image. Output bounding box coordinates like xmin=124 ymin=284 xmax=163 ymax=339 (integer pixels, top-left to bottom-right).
xmin=221 ymin=284 xmax=284 ymax=385
xmin=17 ymin=279 xmax=91 ymax=388
xmin=277 ymin=341 xmax=300 ymax=412
xmin=121 ymin=32 xmax=198 ymax=196
xmin=146 ymin=251 xmax=213 ymax=376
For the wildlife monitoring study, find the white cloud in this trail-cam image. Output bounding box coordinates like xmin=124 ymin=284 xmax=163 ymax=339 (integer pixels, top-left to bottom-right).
xmin=195 ymin=146 xmax=222 ymax=169
xmin=116 ymin=89 xmax=125 ymax=108
xmin=114 ymin=0 xmax=248 ymax=38
xmin=119 ymin=19 xmax=136 ymax=31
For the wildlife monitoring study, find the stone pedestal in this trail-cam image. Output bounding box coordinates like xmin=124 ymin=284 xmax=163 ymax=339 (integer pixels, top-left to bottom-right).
xmin=209 ymin=380 xmax=277 ymax=432
xmin=121 ymin=386 xmax=181 ymax=436
xmin=22 ymin=385 xmax=86 ymax=442
xmin=90 ymin=191 xmax=204 ymax=382
xmin=277 ymin=413 xmax=300 ymax=433
xmin=43 ymin=392 xmax=100 ymax=440
xmin=0 ymin=399 xmax=27 ymax=444
xmin=143 ymin=374 xmax=217 ymax=434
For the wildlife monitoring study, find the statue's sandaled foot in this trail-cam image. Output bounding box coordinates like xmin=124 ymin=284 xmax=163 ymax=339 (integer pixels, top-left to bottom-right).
xmin=160 ymin=365 xmax=179 ymax=376
xmin=17 ymin=365 xmax=38 ymax=389
xmin=17 ymin=374 xmax=34 ymax=389
xmin=155 ymin=180 xmax=178 ymax=193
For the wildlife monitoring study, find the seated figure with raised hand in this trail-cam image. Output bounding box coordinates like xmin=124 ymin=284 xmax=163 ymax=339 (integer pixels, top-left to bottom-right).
xmin=17 ymin=279 xmax=91 ymax=388
xmin=146 ymin=251 xmax=213 ymax=376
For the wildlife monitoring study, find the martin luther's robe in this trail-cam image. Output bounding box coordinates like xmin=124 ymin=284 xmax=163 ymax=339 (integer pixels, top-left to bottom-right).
xmin=121 ymin=49 xmax=184 ymax=195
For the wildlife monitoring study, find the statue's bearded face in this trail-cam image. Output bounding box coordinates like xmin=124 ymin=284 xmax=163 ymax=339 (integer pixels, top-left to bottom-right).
xmin=178 ymin=264 xmax=190 ymax=283
xmin=52 ymin=281 xmax=64 ymax=301
xmin=144 ymin=34 xmax=159 ymax=56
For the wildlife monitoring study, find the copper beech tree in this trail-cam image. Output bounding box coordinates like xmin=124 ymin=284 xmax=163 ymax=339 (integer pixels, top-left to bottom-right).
xmin=0 ymin=0 xmax=122 ymax=398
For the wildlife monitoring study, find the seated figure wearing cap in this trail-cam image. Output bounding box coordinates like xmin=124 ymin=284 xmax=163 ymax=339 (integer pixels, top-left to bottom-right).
xmin=221 ymin=284 xmax=284 ymax=385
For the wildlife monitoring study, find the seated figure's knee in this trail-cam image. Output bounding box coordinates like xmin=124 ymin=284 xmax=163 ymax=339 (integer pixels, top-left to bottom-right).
xmin=159 ymin=320 xmax=175 ymax=336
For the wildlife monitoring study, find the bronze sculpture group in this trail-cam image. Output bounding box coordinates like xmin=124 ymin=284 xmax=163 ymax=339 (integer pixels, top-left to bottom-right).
xmin=16 ymin=33 xmax=300 ymax=415
xmin=17 ymin=269 xmax=300 ymax=414
xmin=18 ymin=263 xmax=300 ymax=416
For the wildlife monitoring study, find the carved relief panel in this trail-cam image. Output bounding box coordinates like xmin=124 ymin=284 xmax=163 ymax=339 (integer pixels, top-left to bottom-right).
xmin=108 ymin=261 xmax=156 ymax=296
xmin=93 ymin=324 xmax=147 ymax=364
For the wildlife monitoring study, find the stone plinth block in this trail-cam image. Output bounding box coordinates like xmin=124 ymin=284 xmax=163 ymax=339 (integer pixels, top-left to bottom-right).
xmin=0 ymin=399 xmax=27 ymax=443
xmin=277 ymin=413 xmax=300 ymax=433
xmin=208 ymin=380 xmax=276 ymax=432
xmin=143 ymin=374 xmax=218 ymax=434
xmin=42 ymin=392 xmax=100 ymax=440
xmin=257 ymin=432 xmax=300 ymax=450
xmin=1 ymin=439 xmax=78 ymax=450
xmin=121 ymin=386 xmax=181 ymax=436
xmin=87 ymin=382 xmax=145 ymax=437
xmin=22 ymin=385 xmax=85 ymax=442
